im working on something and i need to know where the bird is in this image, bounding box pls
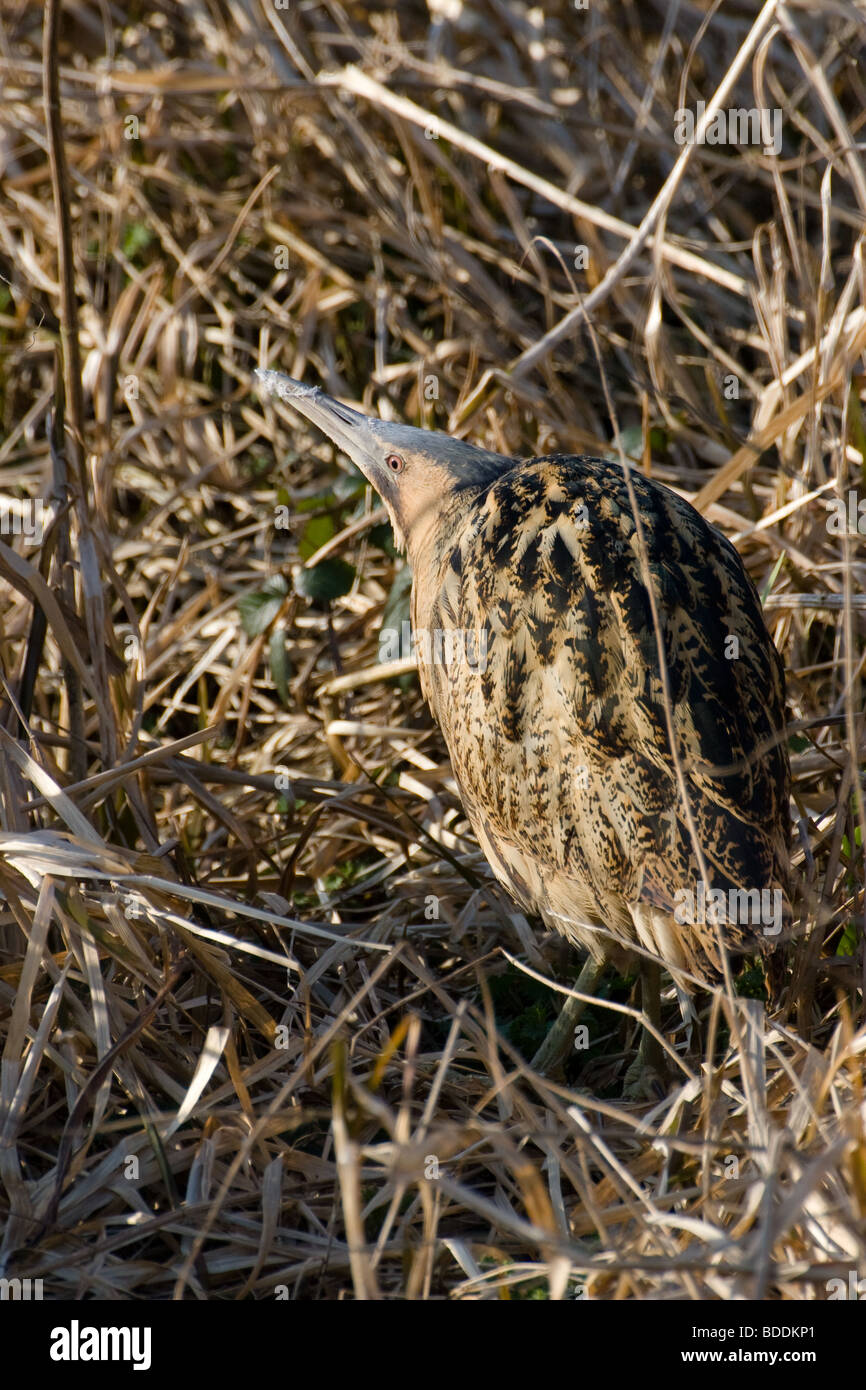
[256,367,791,1081]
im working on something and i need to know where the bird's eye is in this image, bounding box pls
[386,454,404,473]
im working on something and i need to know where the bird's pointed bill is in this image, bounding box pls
[255,368,515,558]
[255,368,380,476]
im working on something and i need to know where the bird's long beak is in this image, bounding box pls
[255,368,380,477]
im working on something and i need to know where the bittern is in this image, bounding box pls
[256,368,791,1082]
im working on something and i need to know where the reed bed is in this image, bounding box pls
[0,0,863,1299]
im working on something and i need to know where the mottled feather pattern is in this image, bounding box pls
[412,454,791,986]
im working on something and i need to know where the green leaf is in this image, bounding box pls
[122,221,154,260]
[606,425,667,465]
[269,624,292,704]
[616,425,644,461]
[837,920,861,957]
[734,963,768,1000]
[294,489,337,513]
[238,575,288,636]
[378,564,416,691]
[369,522,399,558]
[246,453,272,480]
[294,558,355,602]
[298,513,334,560]
[380,563,413,635]
[333,467,365,499]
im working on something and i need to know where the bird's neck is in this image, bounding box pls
[406,492,476,578]
[405,516,444,582]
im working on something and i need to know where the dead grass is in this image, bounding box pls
[0,0,864,1300]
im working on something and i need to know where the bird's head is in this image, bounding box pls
[256,369,514,559]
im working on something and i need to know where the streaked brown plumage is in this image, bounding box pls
[257,369,791,999]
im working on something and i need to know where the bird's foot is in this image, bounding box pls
[530,954,605,1077]
[622,1031,667,1102]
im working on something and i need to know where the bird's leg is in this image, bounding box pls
[530,952,605,1077]
[639,957,664,1071]
[675,982,699,1051]
[623,958,665,1098]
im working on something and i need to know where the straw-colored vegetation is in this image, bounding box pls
[0,0,863,1299]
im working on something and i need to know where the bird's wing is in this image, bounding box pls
[416,456,790,975]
